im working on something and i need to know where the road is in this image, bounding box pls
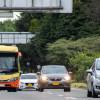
[0,88,100,100]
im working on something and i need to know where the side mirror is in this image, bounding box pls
[86,69,92,75]
[37,65,41,70]
[20,71,23,75]
[69,71,72,75]
[37,72,41,75]
[18,52,22,57]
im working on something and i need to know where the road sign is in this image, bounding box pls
[0,0,73,13]
[0,32,35,44]
[0,11,13,18]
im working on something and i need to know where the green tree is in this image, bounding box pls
[47,36,100,81]
[0,20,16,32]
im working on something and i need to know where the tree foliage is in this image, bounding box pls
[0,20,16,32]
[47,36,100,81]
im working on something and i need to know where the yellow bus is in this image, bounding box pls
[0,45,21,92]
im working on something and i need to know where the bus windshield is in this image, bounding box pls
[0,53,18,74]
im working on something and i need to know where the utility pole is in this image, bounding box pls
[59,0,62,7]
[32,0,34,7]
[4,0,6,7]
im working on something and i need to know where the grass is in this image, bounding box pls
[71,82,87,89]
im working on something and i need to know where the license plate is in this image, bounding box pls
[27,83,32,87]
[0,84,5,87]
[52,82,60,86]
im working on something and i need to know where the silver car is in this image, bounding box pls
[86,58,100,98]
[37,65,71,92]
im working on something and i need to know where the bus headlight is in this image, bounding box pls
[7,77,18,82]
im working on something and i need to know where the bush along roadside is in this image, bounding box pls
[71,82,87,89]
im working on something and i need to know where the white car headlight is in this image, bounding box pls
[64,75,71,81]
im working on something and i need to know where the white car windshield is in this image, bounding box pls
[21,75,37,79]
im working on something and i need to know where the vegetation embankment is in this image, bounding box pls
[71,82,87,89]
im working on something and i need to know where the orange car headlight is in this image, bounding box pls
[64,75,71,81]
[41,75,48,81]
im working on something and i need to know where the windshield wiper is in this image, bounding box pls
[9,69,18,73]
[0,69,18,73]
[0,70,10,73]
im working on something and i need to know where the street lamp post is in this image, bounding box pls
[4,0,6,7]
[26,62,30,72]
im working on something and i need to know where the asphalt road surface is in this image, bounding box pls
[0,88,100,100]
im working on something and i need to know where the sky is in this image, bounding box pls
[0,12,21,22]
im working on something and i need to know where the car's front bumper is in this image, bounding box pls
[19,83,38,90]
[39,81,70,89]
[0,79,19,90]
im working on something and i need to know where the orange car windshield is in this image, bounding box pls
[41,66,68,74]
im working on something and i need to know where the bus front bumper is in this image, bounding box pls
[0,79,19,90]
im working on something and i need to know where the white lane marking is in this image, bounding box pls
[46,91,78,100]
[48,92,53,94]
[64,97,77,100]
[58,94,64,97]
[46,91,64,97]
[47,91,64,96]
[46,91,54,95]
[43,92,47,94]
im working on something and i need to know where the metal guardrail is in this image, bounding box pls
[0,7,63,11]
[0,0,73,13]
[0,32,35,44]
[0,0,63,11]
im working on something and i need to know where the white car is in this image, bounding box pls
[86,58,100,98]
[19,73,38,90]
